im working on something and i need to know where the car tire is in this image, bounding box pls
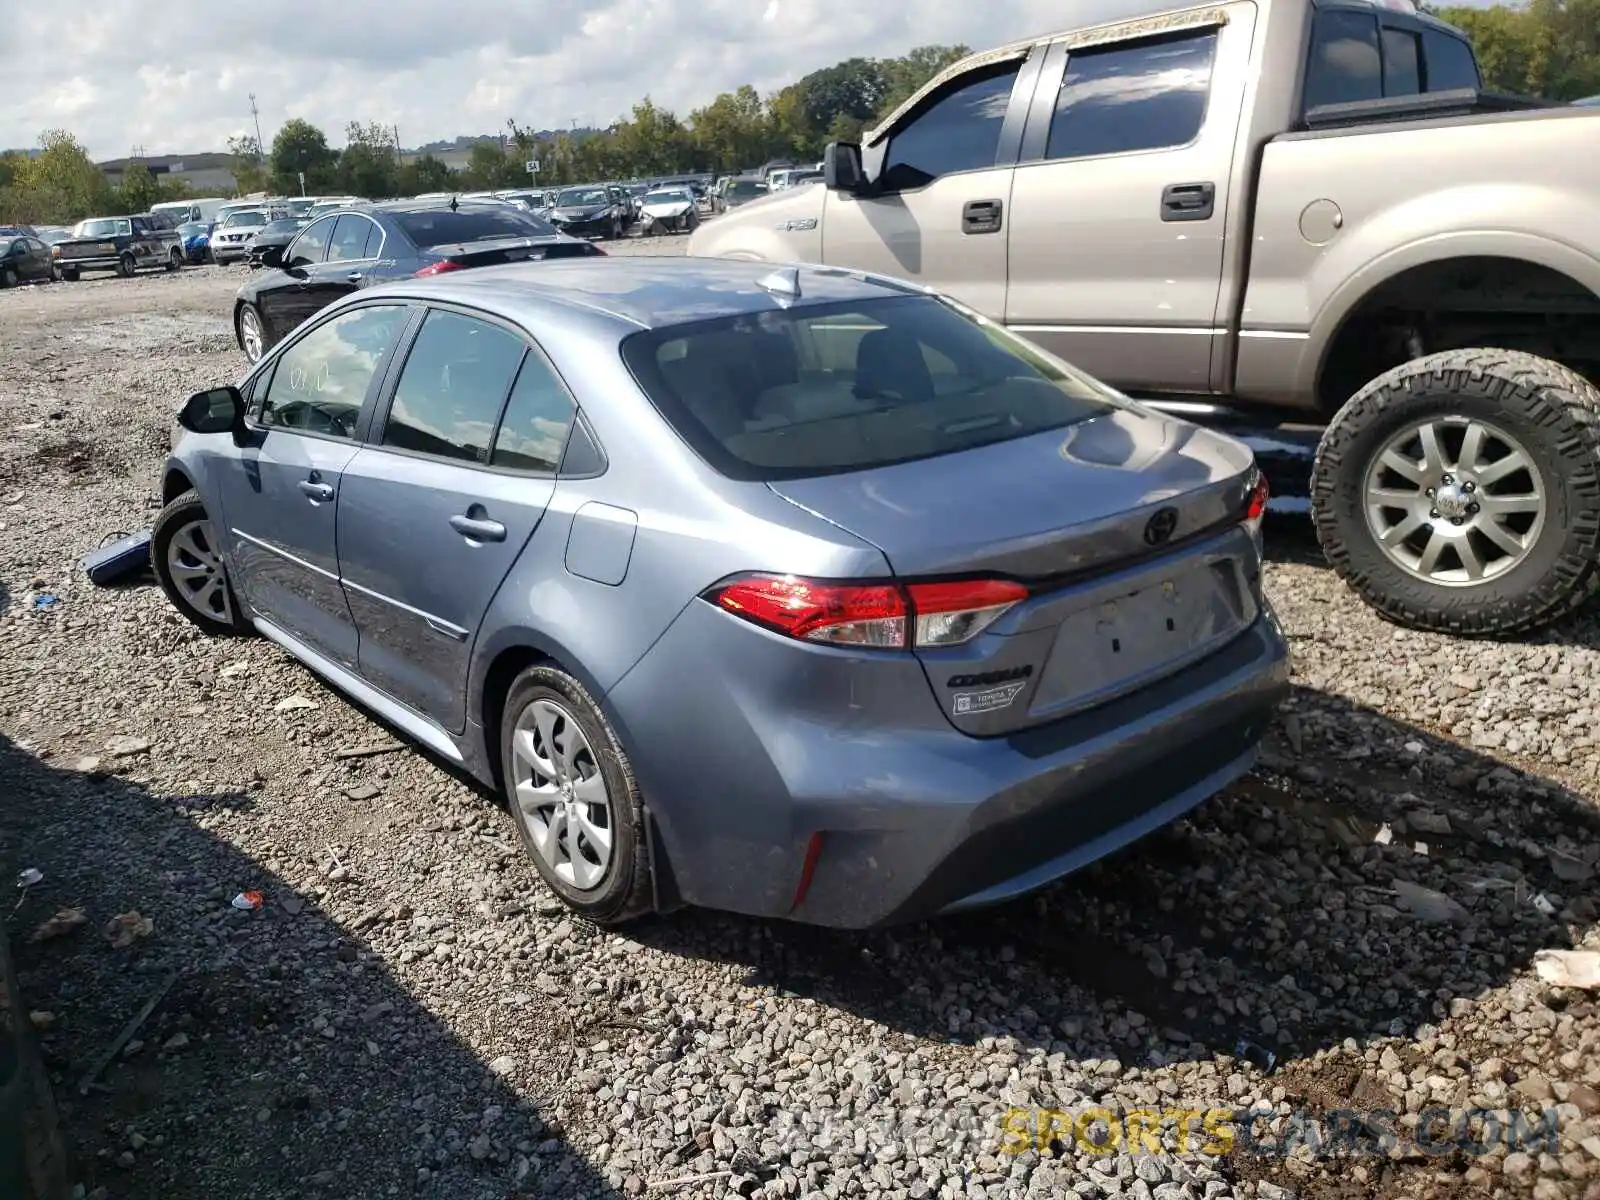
[152,490,252,636]
[166,248,182,271]
[236,303,270,364]
[1312,347,1600,637]
[499,665,654,926]
[0,267,14,289]
[116,253,135,278]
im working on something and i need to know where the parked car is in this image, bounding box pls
[0,234,54,286]
[174,221,215,264]
[210,207,284,264]
[545,186,628,239]
[151,197,230,225]
[307,197,364,221]
[245,217,308,267]
[284,197,319,220]
[693,0,1600,639]
[232,199,604,362]
[34,227,74,246]
[0,224,38,238]
[714,176,770,211]
[51,214,183,279]
[156,257,1288,927]
[1575,95,1600,106]
[639,187,699,235]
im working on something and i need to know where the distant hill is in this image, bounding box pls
[409,128,603,154]
[95,151,233,172]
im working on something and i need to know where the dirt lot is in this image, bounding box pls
[1,248,1598,1200]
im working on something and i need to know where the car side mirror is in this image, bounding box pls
[179,386,243,438]
[823,141,863,193]
[258,244,285,269]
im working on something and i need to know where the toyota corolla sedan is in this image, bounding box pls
[156,258,1288,928]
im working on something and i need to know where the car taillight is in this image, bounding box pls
[1243,472,1269,534]
[414,259,465,277]
[706,574,1027,649]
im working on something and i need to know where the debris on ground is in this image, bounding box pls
[29,907,87,942]
[104,911,153,949]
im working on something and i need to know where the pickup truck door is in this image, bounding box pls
[820,48,1044,317]
[1003,6,1255,395]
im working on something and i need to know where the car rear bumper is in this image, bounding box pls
[606,598,1291,928]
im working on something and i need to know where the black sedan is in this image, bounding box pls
[246,217,308,267]
[0,234,54,286]
[544,186,628,240]
[232,200,604,363]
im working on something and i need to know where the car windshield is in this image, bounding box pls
[393,207,556,247]
[645,190,688,205]
[262,219,302,235]
[557,188,609,206]
[728,180,767,197]
[286,198,315,216]
[223,211,266,227]
[622,295,1119,481]
[75,219,131,238]
[40,229,73,244]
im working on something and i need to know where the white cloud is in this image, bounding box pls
[1,0,1500,158]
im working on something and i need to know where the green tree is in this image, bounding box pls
[270,118,338,195]
[689,85,773,173]
[461,140,520,189]
[227,134,269,194]
[610,99,692,176]
[795,58,890,139]
[398,153,459,195]
[117,162,164,212]
[337,122,400,198]
[878,45,971,116]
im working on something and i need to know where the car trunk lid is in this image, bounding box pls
[767,408,1264,735]
[419,236,602,272]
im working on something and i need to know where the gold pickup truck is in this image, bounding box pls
[690,0,1600,638]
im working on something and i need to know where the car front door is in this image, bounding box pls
[819,51,1037,316]
[336,306,577,731]
[23,238,50,280]
[257,214,337,338]
[1002,9,1253,393]
[216,302,413,666]
[301,213,385,315]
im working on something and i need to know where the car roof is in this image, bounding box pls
[370,257,921,332]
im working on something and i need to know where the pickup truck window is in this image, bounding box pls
[880,62,1022,192]
[1045,30,1217,161]
[1304,10,1383,109]
[1381,28,1420,96]
[1420,28,1480,90]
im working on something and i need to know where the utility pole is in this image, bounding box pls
[249,93,265,160]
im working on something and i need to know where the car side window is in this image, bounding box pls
[1421,29,1480,91]
[383,310,527,464]
[1381,27,1421,97]
[1045,30,1218,161]
[1304,10,1383,110]
[491,351,577,473]
[361,219,384,259]
[131,218,149,236]
[879,61,1022,192]
[328,215,373,262]
[286,216,335,268]
[259,305,410,439]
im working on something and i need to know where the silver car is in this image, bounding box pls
[153,258,1289,927]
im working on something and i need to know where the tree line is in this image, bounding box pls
[0,45,966,225]
[3,2,1597,227]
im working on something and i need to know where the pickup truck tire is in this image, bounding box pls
[116,252,135,278]
[1312,348,1600,636]
[58,268,78,282]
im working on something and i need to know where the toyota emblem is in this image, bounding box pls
[1143,507,1179,546]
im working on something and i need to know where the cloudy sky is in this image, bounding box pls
[7,0,1498,159]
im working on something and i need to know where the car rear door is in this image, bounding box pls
[215,302,413,666]
[336,305,578,731]
[819,48,1042,317]
[1002,6,1254,394]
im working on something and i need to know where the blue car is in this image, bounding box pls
[153,259,1289,928]
[176,220,214,264]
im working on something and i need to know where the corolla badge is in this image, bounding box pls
[1143,507,1180,546]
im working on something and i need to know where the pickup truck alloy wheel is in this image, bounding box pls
[151,490,251,635]
[499,668,652,923]
[1313,348,1600,636]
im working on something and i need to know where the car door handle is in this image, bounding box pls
[1161,182,1216,222]
[961,199,1003,235]
[346,272,363,283]
[449,514,506,543]
[297,480,335,502]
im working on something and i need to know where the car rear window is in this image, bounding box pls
[621,296,1119,481]
[394,208,557,248]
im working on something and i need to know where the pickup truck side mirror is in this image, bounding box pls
[823,141,863,193]
[179,386,246,444]
[258,244,285,270]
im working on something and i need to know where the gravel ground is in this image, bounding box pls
[1,241,1597,1200]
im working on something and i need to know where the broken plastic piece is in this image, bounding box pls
[1234,1038,1278,1073]
[32,594,60,610]
[16,867,43,888]
[231,890,264,911]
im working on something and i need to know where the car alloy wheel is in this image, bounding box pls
[509,697,614,891]
[238,305,265,363]
[165,516,234,624]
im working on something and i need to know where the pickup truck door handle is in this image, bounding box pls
[297,478,335,503]
[1161,182,1216,222]
[961,199,1004,235]
[449,512,507,543]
